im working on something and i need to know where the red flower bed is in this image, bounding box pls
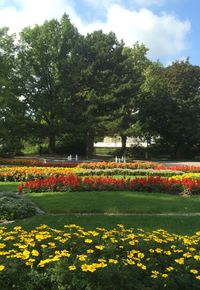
[157,165,200,172]
[18,175,200,195]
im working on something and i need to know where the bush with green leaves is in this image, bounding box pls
[0,194,38,221]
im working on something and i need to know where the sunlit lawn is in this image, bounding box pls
[2,182,200,235]
[27,190,200,214]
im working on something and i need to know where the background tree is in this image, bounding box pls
[138,60,200,158]
[109,42,151,154]
[76,30,125,158]
[0,27,26,156]
[18,14,81,153]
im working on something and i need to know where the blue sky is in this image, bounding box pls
[0,0,199,65]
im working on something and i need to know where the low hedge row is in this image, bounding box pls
[1,224,200,290]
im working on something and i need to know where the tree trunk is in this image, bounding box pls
[48,133,56,153]
[175,144,184,160]
[121,134,127,155]
[86,130,94,159]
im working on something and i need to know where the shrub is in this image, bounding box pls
[0,194,38,221]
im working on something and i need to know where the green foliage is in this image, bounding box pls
[138,60,200,158]
[18,14,81,153]
[0,194,37,221]
[1,15,200,159]
[55,133,86,155]
[0,28,26,156]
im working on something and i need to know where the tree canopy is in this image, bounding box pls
[0,14,199,159]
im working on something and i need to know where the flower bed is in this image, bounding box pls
[18,175,200,195]
[158,165,200,172]
[78,161,162,169]
[0,166,75,181]
[78,168,184,177]
[0,224,200,290]
[0,159,162,169]
[0,166,186,182]
[0,158,80,167]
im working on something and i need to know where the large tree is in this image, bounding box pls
[109,42,151,153]
[0,27,26,155]
[18,14,81,153]
[76,30,126,158]
[138,60,200,158]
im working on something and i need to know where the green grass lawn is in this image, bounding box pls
[27,191,200,214]
[2,182,200,235]
[9,214,200,235]
[0,182,20,192]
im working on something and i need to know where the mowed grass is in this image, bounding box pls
[9,215,200,235]
[27,191,200,214]
[2,182,200,235]
[0,182,20,192]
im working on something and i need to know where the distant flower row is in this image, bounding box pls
[0,224,200,290]
[18,175,200,195]
[0,158,163,169]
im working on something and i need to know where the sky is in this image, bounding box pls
[0,0,200,65]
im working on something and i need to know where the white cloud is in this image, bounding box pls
[0,0,82,33]
[79,5,190,59]
[0,0,190,61]
[133,0,166,6]
[83,0,121,8]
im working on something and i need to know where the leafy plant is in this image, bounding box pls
[0,194,38,221]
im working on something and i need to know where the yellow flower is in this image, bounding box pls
[25,258,35,267]
[22,249,30,260]
[183,252,192,258]
[0,243,5,249]
[77,254,87,261]
[32,250,39,257]
[162,274,168,278]
[196,276,200,280]
[69,265,76,271]
[190,269,198,274]
[151,270,159,279]
[0,265,5,271]
[194,255,200,261]
[166,266,174,272]
[110,238,118,243]
[129,240,135,246]
[155,248,163,253]
[126,259,135,265]
[149,249,154,253]
[164,251,171,256]
[95,245,105,250]
[108,259,118,264]
[81,264,96,272]
[137,263,146,270]
[13,226,22,231]
[84,239,93,244]
[137,252,145,259]
[48,242,56,248]
[87,249,94,254]
[174,258,184,265]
